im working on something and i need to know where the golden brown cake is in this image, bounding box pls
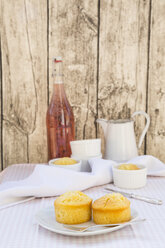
[53,157,77,165]
[54,191,92,224]
[92,193,131,224]
[118,164,139,170]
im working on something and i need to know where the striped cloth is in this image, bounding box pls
[0,164,165,248]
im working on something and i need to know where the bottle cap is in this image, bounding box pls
[53,57,62,63]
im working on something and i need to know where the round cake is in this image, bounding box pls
[54,191,92,224]
[92,193,131,224]
[53,157,77,165]
[118,164,139,170]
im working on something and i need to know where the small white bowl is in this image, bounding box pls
[112,164,147,189]
[49,158,81,172]
[71,154,102,172]
[70,139,101,157]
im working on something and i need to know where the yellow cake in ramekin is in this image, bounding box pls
[92,193,131,224]
[54,191,92,224]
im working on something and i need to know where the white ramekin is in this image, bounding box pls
[70,139,101,157]
[49,158,81,172]
[71,154,102,172]
[112,164,147,189]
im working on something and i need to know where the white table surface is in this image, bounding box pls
[0,164,165,248]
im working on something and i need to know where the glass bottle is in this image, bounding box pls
[46,57,75,160]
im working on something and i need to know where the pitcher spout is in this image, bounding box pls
[96,119,108,137]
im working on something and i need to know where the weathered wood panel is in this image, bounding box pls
[26,0,48,164]
[0,41,2,171]
[147,0,165,162]
[1,0,47,168]
[0,0,165,168]
[98,0,150,155]
[49,0,98,140]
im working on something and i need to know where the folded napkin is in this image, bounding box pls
[89,155,165,177]
[0,159,114,199]
[0,155,164,200]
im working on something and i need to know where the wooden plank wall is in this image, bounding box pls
[49,0,98,140]
[98,0,150,155]
[147,0,165,162]
[0,0,165,170]
[0,0,47,169]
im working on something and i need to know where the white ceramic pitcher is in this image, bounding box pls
[97,111,150,162]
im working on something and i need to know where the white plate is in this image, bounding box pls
[35,206,139,237]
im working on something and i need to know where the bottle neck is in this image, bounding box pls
[52,59,63,85]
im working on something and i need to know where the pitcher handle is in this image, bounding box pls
[131,111,150,149]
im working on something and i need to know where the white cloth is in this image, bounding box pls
[89,155,165,177]
[0,159,113,198]
[0,164,165,248]
[0,155,165,199]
